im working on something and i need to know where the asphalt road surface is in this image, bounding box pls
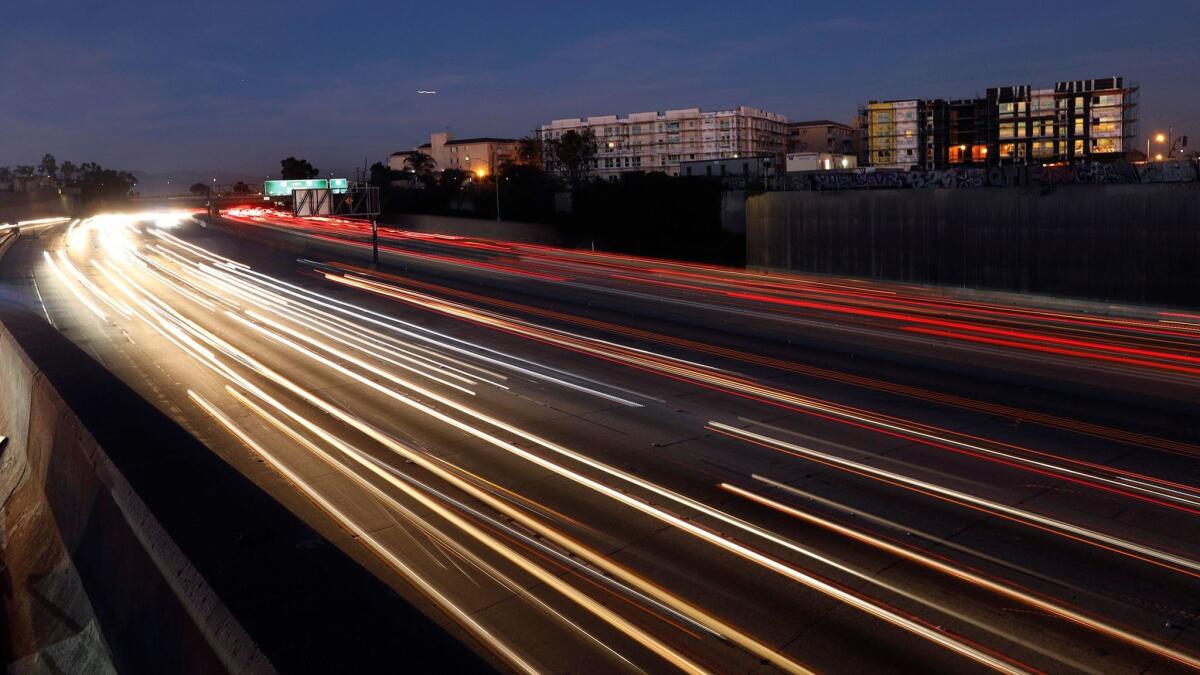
[5,208,1200,674]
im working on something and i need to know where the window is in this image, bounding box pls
[1017,101,1026,113]
[999,123,1015,139]
[1073,139,1085,155]
[998,102,1014,114]
[1000,143,1015,158]
[948,145,964,162]
[1074,119,1084,135]
[971,145,987,161]
[1093,137,1119,153]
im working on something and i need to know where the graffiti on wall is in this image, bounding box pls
[787,160,1199,191]
[808,171,904,190]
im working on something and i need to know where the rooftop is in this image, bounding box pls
[788,120,852,129]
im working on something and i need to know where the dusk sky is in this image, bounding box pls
[3,0,1197,174]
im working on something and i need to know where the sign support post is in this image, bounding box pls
[371,218,379,267]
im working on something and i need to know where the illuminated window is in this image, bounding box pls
[1073,140,1084,155]
[1000,143,1015,158]
[1017,101,1026,113]
[1093,138,1119,153]
[1000,123,1015,139]
[971,145,987,161]
[948,145,964,162]
[1074,119,1084,135]
[998,102,1014,114]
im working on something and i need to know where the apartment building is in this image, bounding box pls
[787,120,857,156]
[538,106,788,179]
[861,77,1138,169]
[390,132,518,175]
[863,100,922,169]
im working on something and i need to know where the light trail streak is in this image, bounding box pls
[220,264,646,406]
[110,255,814,673]
[225,387,646,674]
[217,304,1028,673]
[707,422,1200,579]
[323,269,1200,515]
[186,390,541,675]
[325,263,1200,457]
[720,482,1200,670]
[43,212,1200,672]
[42,250,108,321]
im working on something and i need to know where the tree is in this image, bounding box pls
[232,181,252,195]
[437,168,468,191]
[279,156,319,179]
[368,161,408,189]
[516,134,545,169]
[189,182,211,196]
[545,129,597,187]
[60,161,77,183]
[403,151,436,175]
[14,165,35,178]
[41,154,57,178]
[0,167,11,183]
[75,162,137,201]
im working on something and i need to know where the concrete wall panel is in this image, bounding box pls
[747,185,1200,307]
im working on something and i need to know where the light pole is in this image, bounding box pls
[465,154,501,222]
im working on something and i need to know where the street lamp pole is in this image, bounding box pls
[467,154,501,222]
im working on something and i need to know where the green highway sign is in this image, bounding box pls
[263,178,350,197]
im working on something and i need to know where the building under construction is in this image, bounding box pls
[860,76,1138,170]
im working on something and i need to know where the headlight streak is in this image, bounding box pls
[718,482,1200,670]
[186,390,543,675]
[142,237,501,394]
[326,263,1199,458]
[320,269,1200,517]
[79,234,820,673]
[223,386,649,675]
[191,267,482,395]
[217,302,1030,674]
[42,250,108,321]
[44,213,1200,673]
[231,208,1200,365]
[219,263,648,407]
[60,253,133,319]
[707,422,1200,579]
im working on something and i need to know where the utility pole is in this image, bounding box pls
[495,158,502,223]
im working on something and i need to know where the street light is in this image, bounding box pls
[465,154,501,222]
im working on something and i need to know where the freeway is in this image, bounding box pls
[5,207,1200,673]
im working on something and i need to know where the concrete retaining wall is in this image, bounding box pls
[747,183,1200,308]
[380,212,567,245]
[0,318,268,673]
[0,192,70,225]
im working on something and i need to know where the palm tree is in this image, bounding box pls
[61,161,78,183]
[516,134,544,169]
[404,151,436,175]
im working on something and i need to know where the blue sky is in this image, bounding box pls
[2,0,1197,173]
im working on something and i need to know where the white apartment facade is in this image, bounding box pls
[538,106,789,179]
